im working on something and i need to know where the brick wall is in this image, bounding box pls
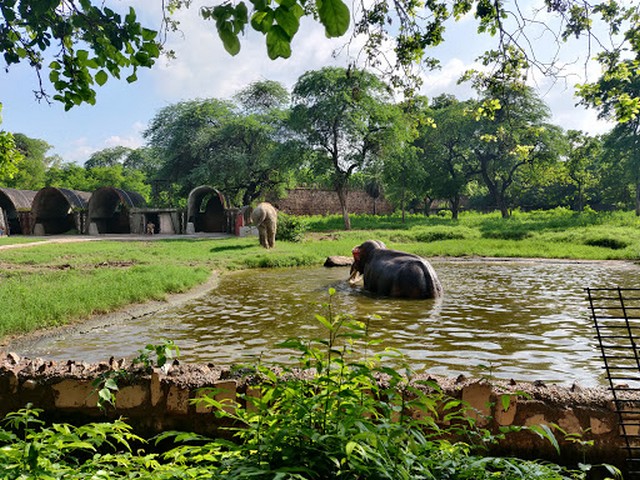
[267,188,394,215]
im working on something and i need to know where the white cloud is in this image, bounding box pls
[152,4,351,101]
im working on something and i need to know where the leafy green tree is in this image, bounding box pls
[0,105,23,183]
[185,0,640,119]
[190,81,297,205]
[414,95,478,219]
[291,67,405,229]
[144,98,235,196]
[0,0,160,109]
[84,146,133,169]
[5,0,639,122]
[597,125,640,214]
[564,131,602,212]
[234,79,290,114]
[123,147,161,178]
[470,83,563,218]
[145,83,297,206]
[578,59,640,214]
[3,133,53,190]
[382,145,425,221]
[45,162,150,198]
[45,163,91,190]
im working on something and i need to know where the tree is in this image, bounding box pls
[564,131,602,212]
[414,95,478,219]
[0,105,23,183]
[145,83,297,206]
[598,124,640,215]
[234,80,290,114]
[215,80,297,204]
[0,0,160,109]
[470,82,563,218]
[578,58,640,214]
[144,98,235,195]
[291,67,405,229]
[194,0,640,112]
[4,0,639,121]
[4,133,53,190]
[85,146,133,169]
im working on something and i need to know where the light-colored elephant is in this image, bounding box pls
[250,202,278,249]
[349,240,443,299]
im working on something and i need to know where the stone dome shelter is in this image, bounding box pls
[87,186,146,235]
[186,186,228,233]
[0,187,37,235]
[31,187,91,235]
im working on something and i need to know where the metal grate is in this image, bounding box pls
[587,287,640,477]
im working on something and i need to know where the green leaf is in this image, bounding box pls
[95,70,108,86]
[527,424,560,454]
[104,378,119,391]
[234,2,249,31]
[250,0,269,9]
[316,0,350,37]
[500,394,511,412]
[142,28,157,41]
[251,10,274,33]
[275,7,300,37]
[218,25,241,55]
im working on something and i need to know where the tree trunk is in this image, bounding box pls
[498,198,510,218]
[576,181,584,212]
[423,197,433,216]
[635,182,640,217]
[450,195,460,220]
[336,186,351,230]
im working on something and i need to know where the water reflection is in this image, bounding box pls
[16,259,640,387]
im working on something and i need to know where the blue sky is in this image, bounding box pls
[0,0,613,165]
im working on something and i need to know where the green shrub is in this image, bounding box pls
[412,226,470,242]
[276,213,307,242]
[584,237,630,250]
[482,229,532,240]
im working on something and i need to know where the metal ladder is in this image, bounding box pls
[587,287,640,477]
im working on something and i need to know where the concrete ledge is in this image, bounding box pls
[0,351,630,468]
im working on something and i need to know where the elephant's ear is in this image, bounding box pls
[352,246,361,262]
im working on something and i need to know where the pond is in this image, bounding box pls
[14,259,640,387]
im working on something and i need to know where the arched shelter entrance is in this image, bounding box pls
[31,187,91,235]
[0,188,37,235]
[186,186,228,233]
[87,187,146,234]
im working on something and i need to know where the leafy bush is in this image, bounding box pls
[412,226,471,242]
[276,213,307,242]
[584,237,630,250]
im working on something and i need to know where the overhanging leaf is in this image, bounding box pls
[316,0,350,37]
[275,6,300,37]
[95,70,108,86]
[218,25,241,55]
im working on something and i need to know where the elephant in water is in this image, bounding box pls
[349,240,443,299]
[250,202,278,249]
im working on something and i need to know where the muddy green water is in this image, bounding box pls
[17,259,640,386]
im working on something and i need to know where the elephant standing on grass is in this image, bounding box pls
[250,202,278,249]
[349,240,443,299]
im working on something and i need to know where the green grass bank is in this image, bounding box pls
[1,208,639,339]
